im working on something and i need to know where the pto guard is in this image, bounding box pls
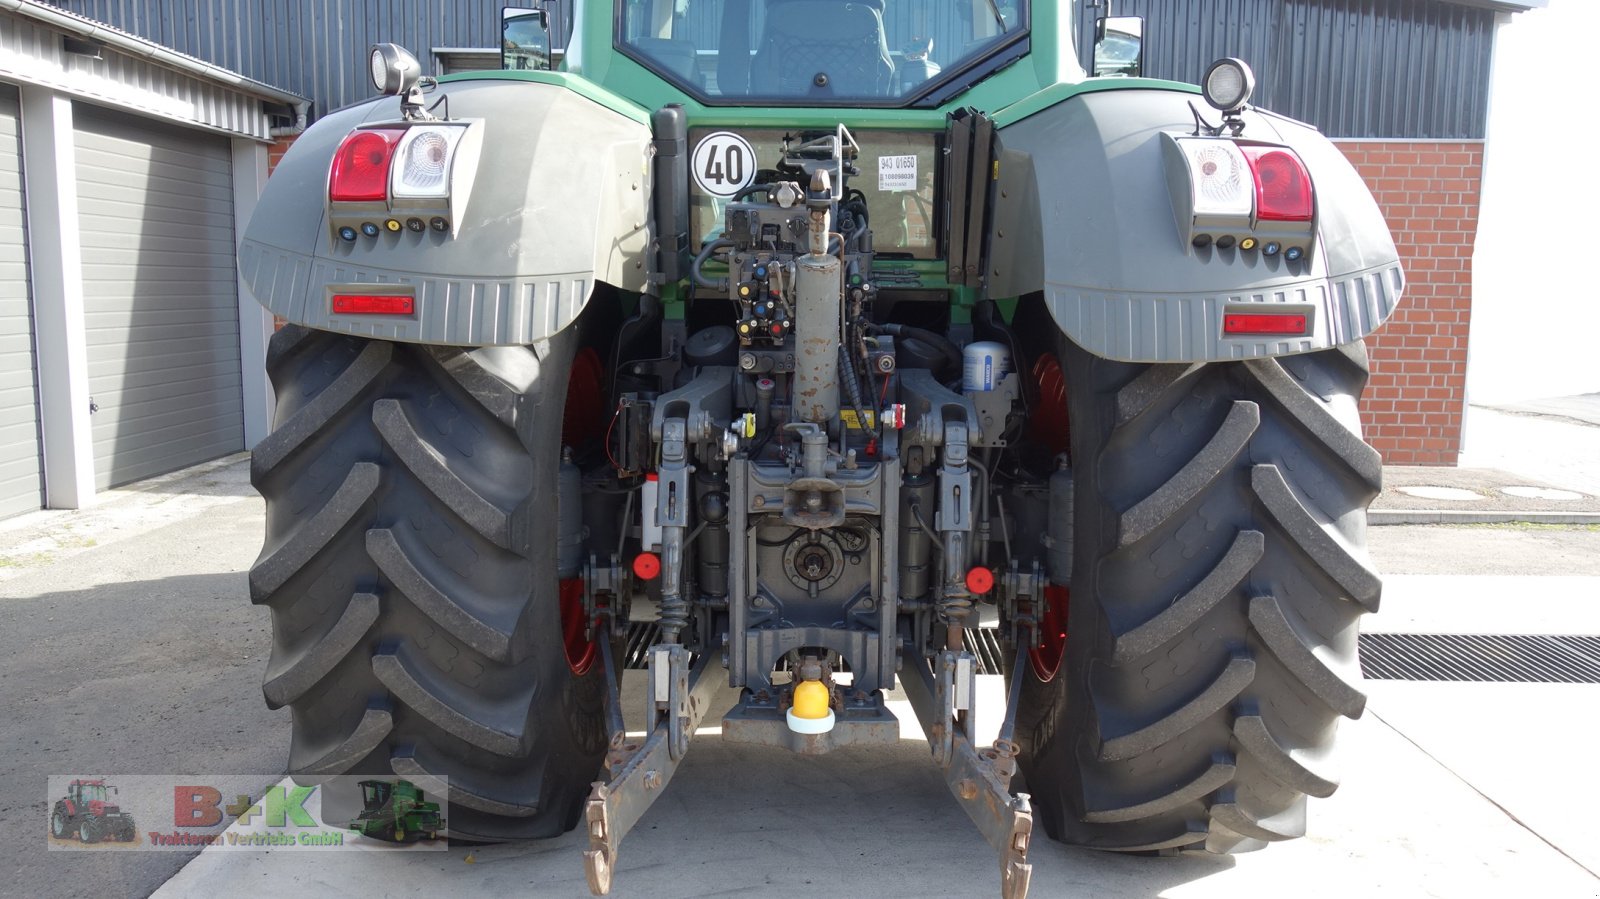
[239,80,652,346]
[989,88,1404,363]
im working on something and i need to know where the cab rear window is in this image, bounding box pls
[618,0,1027,106]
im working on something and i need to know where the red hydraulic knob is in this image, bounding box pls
[633,552,661,580]
[966,566,994,595]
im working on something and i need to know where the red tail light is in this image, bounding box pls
[329,128,405,202]
[1241,146,1313,221]
[332,294,414,315]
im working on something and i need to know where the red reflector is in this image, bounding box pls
[329,128,405,202]
[966,566,994,595]
[332,294,414,315]
[633,552,661,580]
[1224,312,1307,336]
[1241,146,1313,221]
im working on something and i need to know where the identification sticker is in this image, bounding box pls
[840,409,876,430]
[878,154,918,192]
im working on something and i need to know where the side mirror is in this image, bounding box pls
[1092,16,1144,78]
[502,7,552,72]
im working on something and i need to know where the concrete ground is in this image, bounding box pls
[1,426,1596,897]
[0,457,285,899]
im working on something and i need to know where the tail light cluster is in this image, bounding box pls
[1162,134,1315,261]
[326,120,481,245]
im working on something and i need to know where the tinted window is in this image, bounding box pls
[619,0,1026,103]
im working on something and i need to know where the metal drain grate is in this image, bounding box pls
[620,623,1010,674]
[620,624,1600,684]
[1359,633,1600,683]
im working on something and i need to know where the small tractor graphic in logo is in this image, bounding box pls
[51,779,137,843]
[348,779,442,843]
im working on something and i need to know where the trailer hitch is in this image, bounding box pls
[902,647,1034,899]
[582,642,718,895]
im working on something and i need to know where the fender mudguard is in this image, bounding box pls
[989,88,1404,362]
[239,79,652,346]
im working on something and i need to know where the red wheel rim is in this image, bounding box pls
[559,577,597,676]
[1030,353,1071,458]
[1029,584,1069,682]
[563,347,607,450]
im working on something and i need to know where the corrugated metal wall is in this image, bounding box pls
[49,0,1494,138]
[1075,0,1496,138]
[47,0,572,117]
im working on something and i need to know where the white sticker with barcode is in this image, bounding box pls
[878,154,918,192]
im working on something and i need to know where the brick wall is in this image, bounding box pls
[1335,140,1483,467]
[267,135,296,175]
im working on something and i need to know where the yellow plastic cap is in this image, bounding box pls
[792,680,830,720]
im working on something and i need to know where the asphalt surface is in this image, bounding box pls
[1,454,1597,898]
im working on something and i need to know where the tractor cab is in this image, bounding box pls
[610,0,1023,104]
[358,779,393,810]
[69,780,110,809]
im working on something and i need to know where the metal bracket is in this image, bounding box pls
[650,644,692,760]
[931,650,977,766]
[1002,560,1045,651]
[583,646,718,895]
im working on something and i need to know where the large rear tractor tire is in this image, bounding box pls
[251,324,609,841]
[1017,336,1379,853]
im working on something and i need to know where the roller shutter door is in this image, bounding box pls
[74,104,243,488]
[0,83,43,518]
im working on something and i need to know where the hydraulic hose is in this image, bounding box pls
[875,323,963,375]
[839,343,869,428]
[692,238,734,293]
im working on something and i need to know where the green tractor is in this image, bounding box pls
[243,2,1399,895]
[348,780,443,843]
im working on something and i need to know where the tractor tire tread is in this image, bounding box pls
[255,328,605,840]
[1019,343,1377,857]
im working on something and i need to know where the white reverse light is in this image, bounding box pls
[1176,139,1252,217]
[391,125,466,198]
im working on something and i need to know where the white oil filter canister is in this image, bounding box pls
[962,341,1012,392]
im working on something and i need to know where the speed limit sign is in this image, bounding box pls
[691,131,757,197]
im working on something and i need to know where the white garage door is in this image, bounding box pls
[74,104,243,489]
[0,83,43,518]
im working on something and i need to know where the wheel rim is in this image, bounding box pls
[562,347,607,451]
[1030,353,1071,458]
[1029,584,1069,682]
[52,813,64,837]
[559,577,597,676]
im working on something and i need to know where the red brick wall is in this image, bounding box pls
[1335,140,1483,466]
[267,135,296,175]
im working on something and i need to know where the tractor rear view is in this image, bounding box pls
[240,3,1400,895]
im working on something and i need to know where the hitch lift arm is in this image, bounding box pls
[582,642,720,895]
[902,647,1035,899]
